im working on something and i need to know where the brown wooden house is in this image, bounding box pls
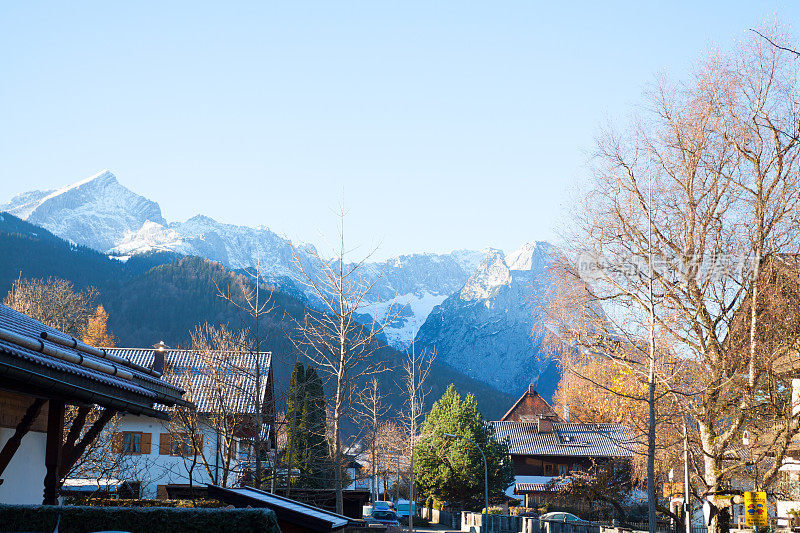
[494,387,631,507]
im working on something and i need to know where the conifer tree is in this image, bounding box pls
[302,366,329,488]
[284,362,330,489]
[414,384,514,511]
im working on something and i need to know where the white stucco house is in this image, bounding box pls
[65,343,274,500]
[0,305,189,505]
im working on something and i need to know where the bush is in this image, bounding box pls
[0,504,280,533]
[62,498,224,508]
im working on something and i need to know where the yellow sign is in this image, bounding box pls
[744,491,768,527]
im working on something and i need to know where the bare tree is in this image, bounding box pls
[289,205,396,513]
[4,276,97,337]
[545,25,800,533]
[356,377,390,503]
[214,263,275,489]
[398,342,434,533]
[168,324,254,488]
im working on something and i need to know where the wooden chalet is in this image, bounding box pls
[494,386,631,507]
[0,304,191,505]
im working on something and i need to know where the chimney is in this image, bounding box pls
[537,418,553,434]
[152,341,169,374]
[528,384,536,395]
[564,404,570,423]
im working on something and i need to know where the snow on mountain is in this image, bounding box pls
[0,170,165,252]
[460,249,512,302]
[2,189,55,219]
[2,171,551,355]
[413,242,560,399]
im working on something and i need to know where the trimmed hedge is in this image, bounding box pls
[62,498,225,508]
[0,504,280,533]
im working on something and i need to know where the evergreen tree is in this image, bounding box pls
[284,362,307,490]
[413,384,514,511]
[284,362,330,489]
[302,365,329,488]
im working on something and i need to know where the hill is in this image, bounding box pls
[0,213,516,421]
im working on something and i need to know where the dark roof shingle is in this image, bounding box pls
[494,421,633,457]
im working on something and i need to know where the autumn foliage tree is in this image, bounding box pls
[82,305,116,347]
[545,24,800,533]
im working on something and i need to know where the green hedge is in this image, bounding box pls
[62,498,225,508]
[0,504,280,533]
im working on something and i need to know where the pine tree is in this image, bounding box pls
[82,304,116,347]
[413,384,514,511]
[285,362,307,491]
[302,366,329,488]
[284,363,330,489]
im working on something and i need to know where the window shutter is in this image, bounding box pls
[140,432,152,454]
[111,432,123,454]
[159,433,171,455]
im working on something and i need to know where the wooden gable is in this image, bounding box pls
[501,385,561,422]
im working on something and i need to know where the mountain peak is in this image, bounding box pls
[460,248,511,301]
[506,241,551,271]
[2,170,165,251]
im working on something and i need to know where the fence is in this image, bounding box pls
[459,513,671,533]
[420,507,460,529]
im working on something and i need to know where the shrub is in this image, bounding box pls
[0,504,279,533]
[62,498,224,508]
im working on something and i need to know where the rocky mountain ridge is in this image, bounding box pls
[413,242,560,398]
[2,171,560,398]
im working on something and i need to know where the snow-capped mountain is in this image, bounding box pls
[413,242,560,399]
[1,171,487,347]
[1,170,165,252]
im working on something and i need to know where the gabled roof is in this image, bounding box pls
[0,305,188,419]
[501,385,560,422]
[107,348,271,414]
[494,421,632,457]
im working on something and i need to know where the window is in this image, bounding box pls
[171,434,192,456]
[159,432,202,456]
[559,464,568,477]
[544,463,553,475]
[114,431,151,455]
[124,432,142,454]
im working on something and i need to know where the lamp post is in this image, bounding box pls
[444,433,489,526]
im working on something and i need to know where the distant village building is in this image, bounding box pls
[0,305,189,505]
[494,386,632,508]
[68,345,274,500]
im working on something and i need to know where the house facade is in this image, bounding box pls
[494,387,631,507]
[0,305,189,505]
[66,344,274,500]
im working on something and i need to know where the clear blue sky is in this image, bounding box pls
[0,2,796,260]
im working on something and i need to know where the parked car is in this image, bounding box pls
[366,510,402,532]
[395,499,416,524]
[373,500,395,511]
[540,512,582,522]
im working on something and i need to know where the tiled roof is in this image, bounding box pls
[107,348,271,414]
[515,483,558,493]
[494,421,633,457]
[0,305,184,410]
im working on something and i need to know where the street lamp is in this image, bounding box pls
[444,433,489,525]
